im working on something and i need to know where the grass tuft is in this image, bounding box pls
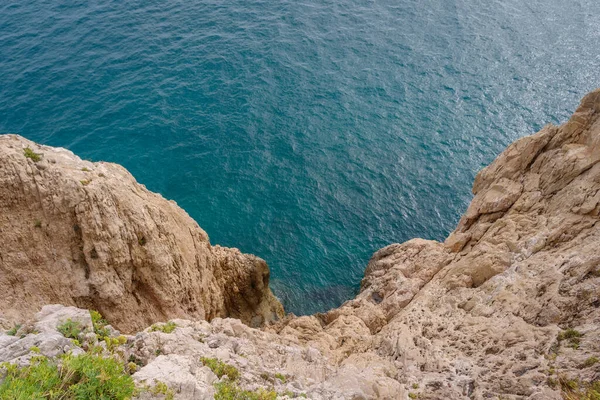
[23,147,41,162]
[150,321,177,334]
[557,328,583,350]
[6,324,21,336]
[214,380,277,400]
[200,357,240,381]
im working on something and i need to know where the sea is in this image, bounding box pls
[1,0,599,314]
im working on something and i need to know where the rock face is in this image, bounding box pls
[0,135,283,333]
[267,89,600,399]
[1,89,600,399]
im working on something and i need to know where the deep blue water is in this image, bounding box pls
[1,0,599,315]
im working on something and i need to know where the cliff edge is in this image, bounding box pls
[0,135,284,332]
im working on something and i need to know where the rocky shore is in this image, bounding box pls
[1,90,600,399]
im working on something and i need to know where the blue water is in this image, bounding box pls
[1,0,599,315]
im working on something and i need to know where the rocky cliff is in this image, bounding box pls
[0,135,283,332]
[1,90,600,400]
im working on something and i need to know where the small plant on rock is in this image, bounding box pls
[275,373,286,383]
[558,328,583,350]
[150,321,177,334]
[583,357,599,368]
[6,324,21,336]
[23,147,41,162]
[150,381,174,400]
[558,376,600,400]
[57,319,82,340]
[91,310,111,339]
[105,335,128,352]
[214,380,277,400]
[200,357,240,381]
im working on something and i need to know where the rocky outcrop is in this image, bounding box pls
[1,89,600,399]
[0,135,283,333]
[267,89,600,399]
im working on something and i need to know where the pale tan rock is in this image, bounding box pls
[0,135,283,333]
[270,89,600,399]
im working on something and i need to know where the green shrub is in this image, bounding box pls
[150,321,177,334]
[214,380,277,400]
[558,328,583,350]
[57,319,82,340]
[200,357,240,381]
[23,147,41,162]
[150,381,174,400]
[64,353,136,399]
[6,324,21,336]
[90,310,111,339]
[274,373,286,383]
[558,328,582,341]
[105,335,128,352]
[0,353,135,399]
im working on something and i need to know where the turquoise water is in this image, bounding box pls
[1,0,599,315]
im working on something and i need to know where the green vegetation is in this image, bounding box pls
[583,357,599,368]
[6,324,21,336]
[105,335,128,352]
[23,147,41,162]
[412,383,419,389]
[0,353,136,399]
[200,357,240,381]
[81,167,90,172]
[274,373,286,383]
[150,381,174,400]
[150,321,177,334]
[128,354,143,368]
[260,372,270,381]
[57,319,82,340]
[80,179,91,186]
[214,380,278,400]
[556,376,600,400]
[558,328,583,350]
[34,219,42,228]
[90,310,111,339]
[408,393,419,399]
[127,362,137,373]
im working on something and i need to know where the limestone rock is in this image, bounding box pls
[0,135,283,333]
[270,89,600,399]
